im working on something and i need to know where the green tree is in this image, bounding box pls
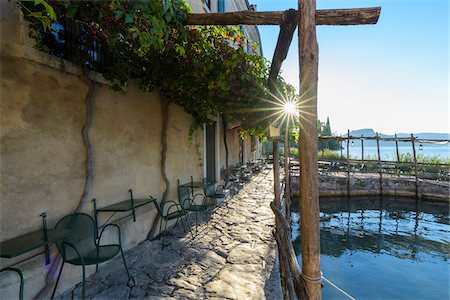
[317,117,340,150]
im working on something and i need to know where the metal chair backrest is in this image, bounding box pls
[177,184,191,211]
[149,197,164,216]
[202,178,216,197]
[54,213,97,261]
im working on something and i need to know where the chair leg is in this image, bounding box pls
[159,219,162,240]
[188,215,194,239]
[178,215,185,232]
[119,246,132,282]
[162,220,168,249]
[195,210,198,237]
[81,263,86,300]
[51,261,65,299]
[181,215,194,239]
[96,247,99,272]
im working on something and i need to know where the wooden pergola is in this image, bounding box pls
[185,2,381,299]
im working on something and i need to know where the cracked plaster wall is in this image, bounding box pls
[0,2,203,298]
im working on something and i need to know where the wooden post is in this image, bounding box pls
[273,141,281,207]
[376,132,382,195]
[411,133,421,199]
[361,135,364,164]
[347,130,351,196]
[271,202,308,299]
[273,138,294,299]
[394,133,400,162]
[284,125,291,224]
[298,0,322,298]
[340,139,343,159]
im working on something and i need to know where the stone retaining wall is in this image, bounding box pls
[291,172,449,202]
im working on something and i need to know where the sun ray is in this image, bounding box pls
[233,107,281,113]
[247,110,284,125]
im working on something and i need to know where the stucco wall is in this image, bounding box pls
[0,1,264,298]
[220,125,240,165]
[0,2,203,298]
[218,118,261,184]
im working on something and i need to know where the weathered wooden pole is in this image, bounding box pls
[347,130,351,196]
[410,133,421,199]
[361,135,364,164]
[376,132,383,195]
[394,133,400,162]
[298,0,322,298]
[273,140,281,207]
[284,123,291,224]
[340,139,343,159]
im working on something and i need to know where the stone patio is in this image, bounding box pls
[56,168,282,299]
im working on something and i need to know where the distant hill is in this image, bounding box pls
[348,128,375,137]
[397,132,450,140]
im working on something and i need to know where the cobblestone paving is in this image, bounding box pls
[57,168,281,299]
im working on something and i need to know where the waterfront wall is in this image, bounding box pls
[291,173,450,202]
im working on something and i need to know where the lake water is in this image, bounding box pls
[291,196,449,299]
[340,142,450,161]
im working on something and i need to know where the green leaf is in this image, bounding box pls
[67,6,78,18]
[115,9,124,21]
[125,14,134,24]
[34,0,56,20]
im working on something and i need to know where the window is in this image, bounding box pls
[218,0,225,12]
[36,20,106,73]
[205,0,211,10]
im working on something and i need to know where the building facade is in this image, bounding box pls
[0,0,262,298]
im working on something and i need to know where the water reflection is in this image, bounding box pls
[291,196,450,299]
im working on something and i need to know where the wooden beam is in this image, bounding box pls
[298,0,322,299]
[268,10,297,88]
[185,7,381,26]
[317,7,381,25]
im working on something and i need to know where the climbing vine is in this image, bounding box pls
[18,0,278,135]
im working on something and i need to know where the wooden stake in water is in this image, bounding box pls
[410,133,421,199]
[347,130,351,196]
[361,135,364,164]
[376,132,383,195]
[395,133,400,162]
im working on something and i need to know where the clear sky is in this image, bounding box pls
[250,0,449,135]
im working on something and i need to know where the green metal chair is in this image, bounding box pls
[0,268,23,300]
[221,167,239,185]
[177,180,208,236]
[202,178,226,205]
[148,196,192,249]
[51,213,131,300]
